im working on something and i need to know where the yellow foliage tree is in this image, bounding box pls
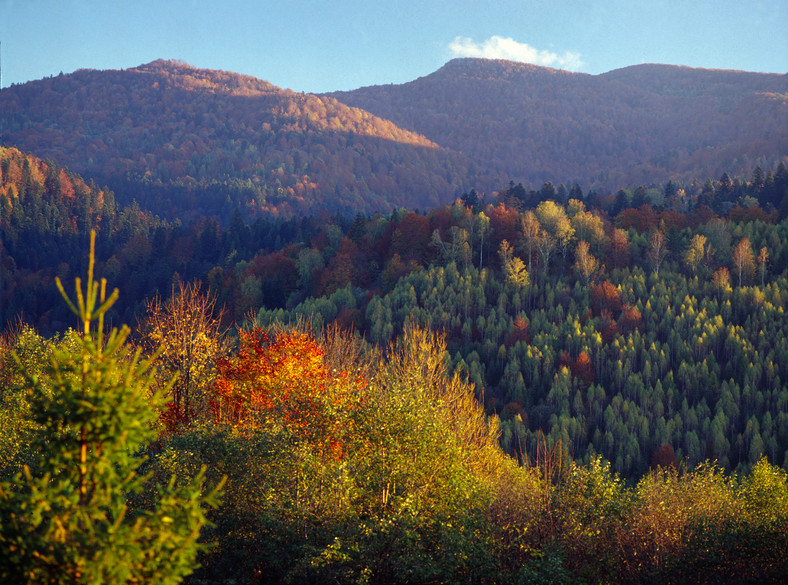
[139,281,226,431]
[683,233,707,276]
[731,237,755,287]
[574,240,599,285]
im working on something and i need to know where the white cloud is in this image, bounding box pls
[448,36,584,71]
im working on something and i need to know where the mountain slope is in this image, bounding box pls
[1,58,785,221]
[327,58,788,190]
[0,60,477,219]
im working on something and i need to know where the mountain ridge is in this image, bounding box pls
[0,57,785,219]
[327,57,787,191]
[0,60,477,219]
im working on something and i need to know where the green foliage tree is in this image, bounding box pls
[757,246,769,286]
[475,210,491,270]
[0,232,223,584]
[0,326,88,481]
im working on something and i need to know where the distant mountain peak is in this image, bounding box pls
[440,57,574,75]
[416,58,589,86]
[0,61,464,217]
[129,59,283,96]
[136,58,196,71]
[0,58,785,220]
[329,58,787,190]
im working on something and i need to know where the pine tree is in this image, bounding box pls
[0,231,223,584]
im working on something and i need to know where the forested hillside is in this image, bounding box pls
[3,186,788,584]
[329,58,788,189]
[0,60,476,220]
[3,135,788,581]
[4,142,788,479]
[1,58,785,222]
[1,56,787,583]
[252,173,788,479]
[0,146,169,330]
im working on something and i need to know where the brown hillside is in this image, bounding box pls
[0,60,476,218]
[328,58,788,190]
[1,58,785,220]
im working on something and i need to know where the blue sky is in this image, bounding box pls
[2,0,786,91]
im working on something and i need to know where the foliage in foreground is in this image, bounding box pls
[144,320,788,584]
[1,252,787,583]
[0,232,223,584]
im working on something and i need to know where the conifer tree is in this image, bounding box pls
[757,246,769,286]
[0,231,223,584]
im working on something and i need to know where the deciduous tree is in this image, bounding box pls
[574,240,599,285]
[505,256,530,289]
[683,233,707,276]
[731,237,755,287]
[608,228,631,270]
[647,230,668,276]
[535,230,557,278]
[712,266,732,297]
[520,210,541,275]
[140,281,226,432]
[210,328,364,459]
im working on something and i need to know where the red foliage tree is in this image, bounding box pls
[659,210,686,232]
[608,228,631,270]
[486,203,520,249]
[391,212,432,265]
[319,237,364,295]
[616,204,659,233]
[620,304,643,333]
[598,309,620,345]
[572,351,595,387]
[559,350,595,387]
[729,204,777,224]
[505,315,531,346]
[591,280,623,316]
[210,329,364,459]
[687,205,717,228]
[650,444,678,470]
[428,207,453,241]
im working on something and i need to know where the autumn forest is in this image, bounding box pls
[1,59,788,584]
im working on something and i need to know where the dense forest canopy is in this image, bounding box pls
[2,56,788,583]
[4,144,788,481]
[3,187,788,582]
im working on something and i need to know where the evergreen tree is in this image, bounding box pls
[0,232,223,584]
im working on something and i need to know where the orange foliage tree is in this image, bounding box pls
[590,280,623,316]
[559,350,595,388]
[210,328,364,459]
